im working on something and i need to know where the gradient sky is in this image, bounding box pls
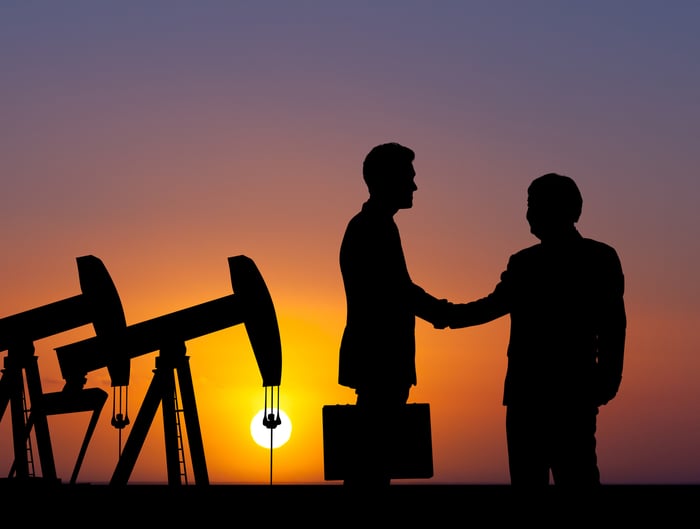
[2,1,699,485]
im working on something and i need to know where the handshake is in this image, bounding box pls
[431,298,457,330]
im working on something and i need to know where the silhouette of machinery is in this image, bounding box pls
[55,255,282,486]
[0,255,127,482]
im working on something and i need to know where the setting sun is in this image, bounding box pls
[250,408,292,449]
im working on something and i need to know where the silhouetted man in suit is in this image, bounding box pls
[338,142,448,489]
[441,173,626,487]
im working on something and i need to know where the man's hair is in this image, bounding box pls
[528,172,583,223]
[362,142,415,190]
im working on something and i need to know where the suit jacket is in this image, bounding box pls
[451,230,626,407]
[338,200,445,390]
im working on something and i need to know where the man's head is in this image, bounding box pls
[526,173,583,241]
[362,142,417,210]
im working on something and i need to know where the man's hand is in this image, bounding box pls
[432,299,453,329]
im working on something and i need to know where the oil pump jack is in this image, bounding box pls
[0,255,128,482]
[55,255,283,486]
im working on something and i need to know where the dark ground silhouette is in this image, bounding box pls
[1,481,697,523]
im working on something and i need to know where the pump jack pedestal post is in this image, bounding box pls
[0,343,57,481]
[110,341,208,486]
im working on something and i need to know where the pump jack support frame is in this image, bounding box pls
[0,345,58,481]
[110,341,208,486]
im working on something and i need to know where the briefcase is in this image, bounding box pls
[322,403,433,481]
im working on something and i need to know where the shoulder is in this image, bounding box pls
[344,210,365,229]
[510,243,542,261]
[581,237,622,261]
[343,209,376,239]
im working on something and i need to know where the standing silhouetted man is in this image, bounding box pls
[442,173,626,487]
[338,142,448,490]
